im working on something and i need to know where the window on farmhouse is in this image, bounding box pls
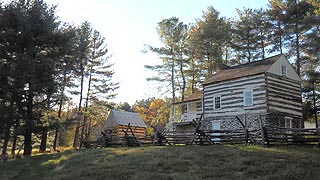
[213,96,221,110]
[281,65,287,76]
[285,117,293,128]
[243,90,253,106]
[183,104,187,113]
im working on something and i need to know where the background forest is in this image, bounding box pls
[0,0,319,158]
[145,0,320,128]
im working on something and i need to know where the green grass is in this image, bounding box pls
[1,145,320,180]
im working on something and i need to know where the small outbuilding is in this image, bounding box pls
[103,110,147,143]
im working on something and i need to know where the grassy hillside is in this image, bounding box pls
[1,145,320,180]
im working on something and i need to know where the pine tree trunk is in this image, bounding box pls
[39,130,47,152]
[24,90,34,156]
[53,68,67,151]
[1,125,10,158]
[180,59,186,102]
[278,21,283,54]
[59,124,67,147]
[79,118,86,148]
[11,132,17,157]
[73,68,85,148]
[171,57,175,119]
[191,72,195,94]
[313,88,318,129]
[86,118,92,141]
[11,123,18,157]
[53,128,59,151]
[80,71,93,148]
[295,23,300,76]
[246,26,251,63]
[24,129,32,156]
[73,119,80,148]
[260,31,265,60]
[41,94,50,153]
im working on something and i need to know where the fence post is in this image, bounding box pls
[259,115,265,148]
[244,128,248,146]
[244,114,248,145]
[191,113,203,145]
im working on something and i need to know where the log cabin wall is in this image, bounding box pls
[265,72,303,128]
[203,73,268,129]
[202,72,303,129]
[106,125,146,143]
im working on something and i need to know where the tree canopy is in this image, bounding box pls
[0,0,118,156]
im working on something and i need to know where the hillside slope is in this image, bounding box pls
[1,145,320,180]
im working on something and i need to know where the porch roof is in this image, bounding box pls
[174,91,203,104]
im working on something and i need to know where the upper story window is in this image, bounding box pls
[281,65,287,76]
[243,89,253,106]
[213,96,221,110]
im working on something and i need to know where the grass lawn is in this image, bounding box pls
[1,145,320,180]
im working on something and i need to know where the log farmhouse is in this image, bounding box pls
[174,54,303,132]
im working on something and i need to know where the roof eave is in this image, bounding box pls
[173,98,202,105]
[203,72,266,86]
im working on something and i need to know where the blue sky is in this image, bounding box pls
[45,0,269,104]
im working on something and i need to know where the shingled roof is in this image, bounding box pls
[104,110,146,128]
[203,54,283,85]
[185,91,203,102]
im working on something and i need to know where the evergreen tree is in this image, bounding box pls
[52,25,78,151]
[80,29,119,144]
[268,0,287,54]
[145,17,188,117]
[283,0,315,75]
[231,8,261,63]
[302,69,320,128]
[253,8,271,60]
[72,22,92,148]
[188,6,231,75]
[0,0,75,156]
[269,0,315,75]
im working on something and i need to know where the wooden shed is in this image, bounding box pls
[103,110,147,143]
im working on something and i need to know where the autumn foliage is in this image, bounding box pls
[133,98,170,135]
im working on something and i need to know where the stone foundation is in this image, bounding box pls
[202,113,302,130]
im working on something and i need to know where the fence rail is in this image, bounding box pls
[265,127,320,144]
[160,127,320,146]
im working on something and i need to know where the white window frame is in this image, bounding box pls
[183,104,188,113]
[213,96,221,110]
[285,117,293,128]
[243,89,253,106]
[281,65,287,76]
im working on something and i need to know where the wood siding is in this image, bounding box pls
[105,125,146,142]
[266,73,302,117]
[203,73,267,118]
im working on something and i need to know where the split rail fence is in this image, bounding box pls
[159,127,320,146]
[264,127,320,145]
